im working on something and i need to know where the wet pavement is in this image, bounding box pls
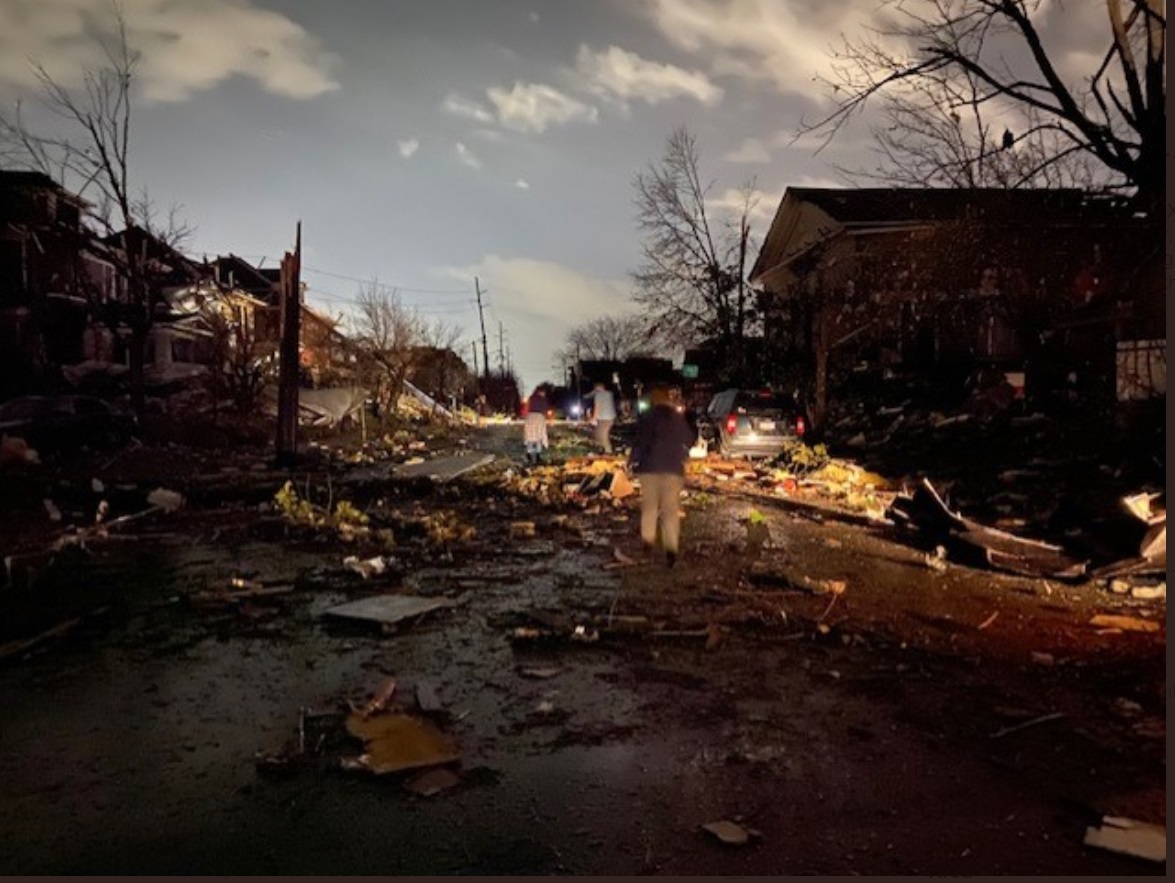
[0,424,1165,874]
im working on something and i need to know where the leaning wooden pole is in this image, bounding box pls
[275,221,302,465]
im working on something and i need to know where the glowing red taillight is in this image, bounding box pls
[795,414,806,437]
[724,414,738,435]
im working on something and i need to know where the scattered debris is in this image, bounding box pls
[146,487,185,513]
[343,712,460,775]
[1131,583,1165,601]
[0,435,40,466]
[414,680,444,714]
[1030,652,1056,666]
[977,611,999,630]
[324,594,457,628]
[518,667,562,680]
[1088,614,1161,633]
[394,452,494,482]
[889,479,1087,579]
[0,617,82,662]
[363,677,398,718]
[509,521,537,540]
[405,766,460,797]
[923,545,948,573]
[1083,816,1166,863]
[43,499,62,522]
[343,555,391,579]
[990,711,1066,739]
[702,820,760,846]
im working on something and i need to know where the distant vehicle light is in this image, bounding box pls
[569,404,582,417]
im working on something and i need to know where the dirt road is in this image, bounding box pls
[0,424,1164,874]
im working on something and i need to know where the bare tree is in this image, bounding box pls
[558,315,659,364]
[843,65,1098,189]
[350,282,424,414]
[202,298,273,413]
[0,4,193,407]
[632,126,760,384]
[801,0,1165,211]
[412,318,469,414]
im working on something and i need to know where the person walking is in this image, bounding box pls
[522,385,550,465]
[628,386,695,567]
[586,381,617,453]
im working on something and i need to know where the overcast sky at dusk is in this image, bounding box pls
[0,0,1111,391]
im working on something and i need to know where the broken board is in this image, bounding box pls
[1084,816,1166,863]
[324,594,457,627]
[345,712,460,774]
[392,453,494,482]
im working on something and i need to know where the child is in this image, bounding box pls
[522,386,550,465]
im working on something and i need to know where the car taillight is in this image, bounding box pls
[724,414,738,435]
[795,414,806,437]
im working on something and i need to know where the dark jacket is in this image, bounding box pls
[526,391,549,415]
[629,404,695,476]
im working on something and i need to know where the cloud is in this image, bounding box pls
[642,0,898,100]
[397,137,420,158]
[0,0,339,102]
[455,141,481,169]
[707,185,785,229]
[573,45,722,108]
[515,179,530,189]
[723,137,772,164]
[442,92,495,123]
[486,81,598,133]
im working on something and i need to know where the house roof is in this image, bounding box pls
[211,254,280,302]
[0,169,93,220]
[751,187,1139,286]
[782,187,1127,226]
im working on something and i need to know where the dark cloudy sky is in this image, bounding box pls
[0,0,1109,390]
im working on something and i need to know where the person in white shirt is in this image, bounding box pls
[586,381,617,453]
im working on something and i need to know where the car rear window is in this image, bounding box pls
[734,392,794,414]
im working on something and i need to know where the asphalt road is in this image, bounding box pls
[0,424,1164,874]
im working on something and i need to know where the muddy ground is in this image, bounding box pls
[0,419,1165,875]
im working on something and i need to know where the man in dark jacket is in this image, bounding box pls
[628,386,696,567]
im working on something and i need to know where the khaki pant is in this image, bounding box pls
[639,472,685,553]
[593,418,614,453]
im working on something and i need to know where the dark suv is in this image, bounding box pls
[698,389,806,460]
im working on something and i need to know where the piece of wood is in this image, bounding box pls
[1089,614,1161,633]
[1084,816,1166,863]
[0,618,82,662]
[324,594,456,626]
[990,711,1065,739]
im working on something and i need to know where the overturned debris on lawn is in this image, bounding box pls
[888,478,1088,580]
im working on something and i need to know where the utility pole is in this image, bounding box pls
[275,221,302,466]
[470,341,479,378]
[497,320,505,375]
[474,277,490,379]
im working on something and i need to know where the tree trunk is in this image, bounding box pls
[129,323,147,412]
[812,303,830,437]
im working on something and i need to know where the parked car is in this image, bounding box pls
[697,388,806,460]
[0,395,137,451]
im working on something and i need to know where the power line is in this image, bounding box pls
[301,265,473,296]
[194,251,474,297]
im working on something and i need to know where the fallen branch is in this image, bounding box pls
[990,711,1066,739]
[0,617,82,662]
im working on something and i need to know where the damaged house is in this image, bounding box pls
[749,188,1164,430]
[0,170,115,396]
